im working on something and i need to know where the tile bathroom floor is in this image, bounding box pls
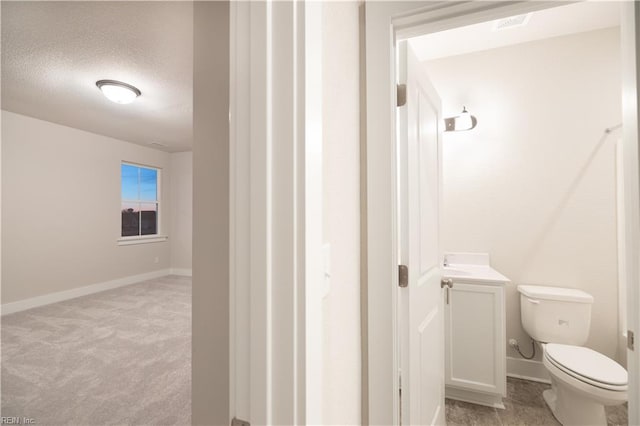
[445,377,628,426]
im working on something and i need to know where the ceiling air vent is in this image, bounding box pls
[493,13,532,31]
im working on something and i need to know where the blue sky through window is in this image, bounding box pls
[140,167,157,201]
[121,164,157,201]
[121,164,139,200]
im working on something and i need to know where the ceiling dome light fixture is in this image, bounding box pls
[96,80,141,104]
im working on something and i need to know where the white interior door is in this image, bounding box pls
[397,41,444,426]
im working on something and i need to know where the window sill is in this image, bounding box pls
[117,235,168,246]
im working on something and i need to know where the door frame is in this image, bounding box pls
[229,1,323,425]
[363,1,640,424]
[621,2,640,422]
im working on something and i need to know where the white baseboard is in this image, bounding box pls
[170,268,192,277]
[1,269,171,316]
[507,356,551,384]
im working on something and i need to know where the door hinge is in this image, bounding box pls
[231,418,250,426]
[399,264,408,288]
[397,84,407,107]
[628,330,635,351]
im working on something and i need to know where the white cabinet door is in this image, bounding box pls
[445,283,506,396]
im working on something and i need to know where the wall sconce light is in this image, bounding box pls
[444,106,477,132]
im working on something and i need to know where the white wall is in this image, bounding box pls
[424,28,622,362]
[170,151,192,272]
[1,110,172,304]
[322,2,361,424]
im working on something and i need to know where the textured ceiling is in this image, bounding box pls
[2,1,193,152]
[410,1,620,62]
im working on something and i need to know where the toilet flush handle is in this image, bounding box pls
[526,298,540,305]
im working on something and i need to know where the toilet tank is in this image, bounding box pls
[517,285,594,345]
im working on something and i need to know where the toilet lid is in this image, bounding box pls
[545,343,627,386]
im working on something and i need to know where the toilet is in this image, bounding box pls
[518,285,627,426]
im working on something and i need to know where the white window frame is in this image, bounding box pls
[117,161,167,246]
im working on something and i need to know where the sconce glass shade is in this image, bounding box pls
[96,80,141,104]
[444,106,477,131]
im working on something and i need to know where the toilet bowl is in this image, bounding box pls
[541,343,627,425]
[517,285,628,426]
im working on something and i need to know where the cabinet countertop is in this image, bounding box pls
[443,264,510,285]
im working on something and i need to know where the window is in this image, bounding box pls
[121,163,160,237]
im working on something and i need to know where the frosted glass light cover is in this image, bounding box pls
[443,107,477,132]
[456,111,473,130]
[96,80,141,104]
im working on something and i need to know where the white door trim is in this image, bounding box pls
[230,1,251,423]
[230,2,321,424]
[621,2,640,423]
[304,1,325,424]
[364,1,640,424]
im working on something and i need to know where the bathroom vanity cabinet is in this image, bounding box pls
[443,263,508,409]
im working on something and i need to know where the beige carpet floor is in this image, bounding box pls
[2,275,191,426]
